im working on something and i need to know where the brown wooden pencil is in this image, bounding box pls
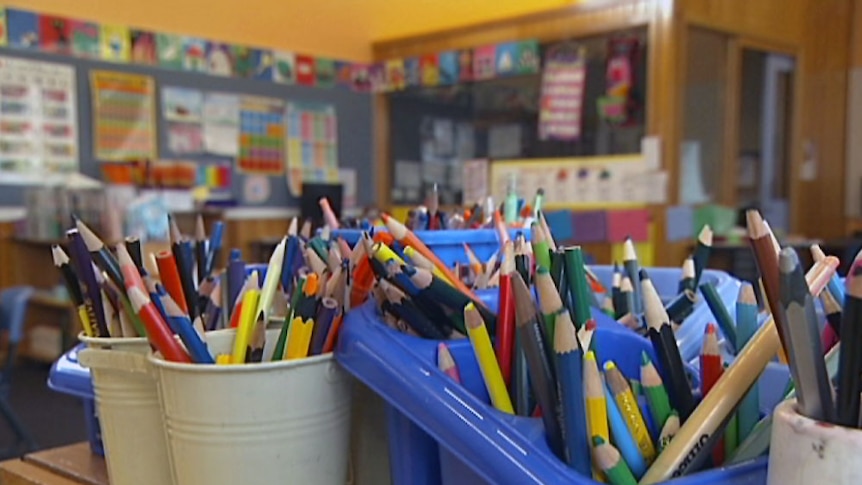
[746,210,788,356]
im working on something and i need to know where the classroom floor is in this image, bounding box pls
[0,361,87,459]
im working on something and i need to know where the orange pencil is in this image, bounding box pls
[155,250,187,314]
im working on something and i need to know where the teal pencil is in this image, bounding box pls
[604,380,646,478]
[554,311,590,475]
[735,283,760,442]
[700,282,738,353]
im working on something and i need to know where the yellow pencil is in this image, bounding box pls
[372,242,406,266]
[465,302,513,414]
[285,317,314,360]
[231,287,260,364]
[585,351,609,482]
[605,360,656,464]
[404,246,454,284]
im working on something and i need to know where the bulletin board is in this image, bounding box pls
[0,46,373,208]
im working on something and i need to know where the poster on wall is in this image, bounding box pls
[202,92,239,156]
[90,70,156,160]
[162,87,204,155]
[285,102,339,196]
[236,95,285,175]
[0,56,78,182]
[538,42,586,141]
[0,8,7,47]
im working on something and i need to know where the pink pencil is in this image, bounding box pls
[437,342,461,383]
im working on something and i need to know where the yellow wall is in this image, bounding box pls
[7,0,577,60]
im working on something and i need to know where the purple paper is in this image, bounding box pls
[572,211,607,243]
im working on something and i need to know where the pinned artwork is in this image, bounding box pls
[130,30,156,65]
[295,55,316,86]
[70,20,99,58]
[438,51,459,86]
[182,37,207,72]
[206,42,233,76]
[273,51,296,84]
[315,58,336,87]
[39,15,71,54]
[236,96,285,175]
[100,24,130,62]
[155,33,183,69]
[472,45,496,81]
[6,9,39,49]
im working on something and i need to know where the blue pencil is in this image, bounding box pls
[159,294,214,364]
[205,221,224,276]
[735,283,760,442]
[605,380,646,478]
[553,311,590,476]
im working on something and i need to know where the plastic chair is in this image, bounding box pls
[0,286,37,459]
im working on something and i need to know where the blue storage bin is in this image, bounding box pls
[47,344,103,456]
[332,229,530,267]
[336,292,765,485]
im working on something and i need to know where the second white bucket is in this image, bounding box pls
[77,335,174,485]
[149,328,353,485]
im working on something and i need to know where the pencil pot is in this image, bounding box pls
[77,334,174,485]
[768,399,862,485]
[149,328,353,485]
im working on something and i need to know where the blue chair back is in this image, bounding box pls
[0,286,34,345]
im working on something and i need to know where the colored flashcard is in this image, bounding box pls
[516,40,540,74]
[0,8,6,47]
[39,15,71,53]
[495,42,518,77]
[162,87,203,122]
[438,51,459,85]
[6,9,38,49]
[607,209,650,242]
[237,96,285,175]
[295,55,316,86]
[572,211,608,243]
[368,63,386,92]
[183,37,207,72]
[231,45,257,78]
[130,30,157,64]
[166,122,203,154]
[544,210,574,242]
[273,51,296,84]
[90,71,156,160]
[385,59,405,90]
[316,58,336,87]
[401,58,419,88]
[70,21,99,58]
[473,45,496,80]
[458,49,473,82]
[155,33,183,69]
[665,205,695,242]
[206,42,233,76]
[420,54,439,86]
[350,64,371,92]
[100,25,130,62]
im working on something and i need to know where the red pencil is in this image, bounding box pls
[496,240,516,386]
[700,323,724,464]
[155,250,188,314]
[127,286,191,363]
[437,342,461,383]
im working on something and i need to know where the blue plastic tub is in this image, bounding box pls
[336,298,767,485]
[47,344,103,456]
[332,229,530,267]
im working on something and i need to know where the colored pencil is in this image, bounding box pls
[115,243,146,295]
[438,342,461,382]
[691,225,713,287]
[169,216,199,321]
[700,323,724,465]
[205,220,223,277]
[664,289,696,326]
[593,436,638,485]
[612,263,623,318]
[554,310,590,474]
[735,283,760,442]
[531,222,552,273]
[779,247,834,422]
[285,316,314,359]
[124,237,144,274]
[465,302,513,414]
[257,237,286,322]
[604,381,646,478]
[836,253,862,426]
[319,197,340,229]
[513,272,564,457]
[641,269,695,422]
[76,219,124,291]
[66,228,108,337]
[564,246,594,331]
[160,294,214,364]
[535,267,564,352]
[308,297,338,355]
[231,283,261,364]
[195,214,207,283]
[746,210,788,356]
[678,257,695,294]
[700,282,738,353]
[657,411,680,452]
[618,276,633,320]
[723,363,739,459]
[52,245,95,337]
[127,286,191,363]
[155,250,188,315]
[380,279,448,339]
[622,238,642,314]
[640,351,672,432]
[605,360,655,464]
[585,350,610,442]
[821,289,843,339]
[639,259,836,483]
[496,240,516,386]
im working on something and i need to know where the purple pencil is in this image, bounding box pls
[309,297,338,355]
[67,229,109,337]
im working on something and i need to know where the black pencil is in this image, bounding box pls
[642,268,695,422]
[779,248,834,422]
[76,219,124,291]
[692,225,713,287]
[512,272,564,458]
[611,262,623,318]
[678,256,695,294]
[195,214,208,284]
[820,289,842,339]
[169,215,199,321]
[836,252,862,426]
[623,238,642,314]
[125,237,144,274]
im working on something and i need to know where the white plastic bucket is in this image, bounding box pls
[77,334,174,485]
[149,328,353,485]
[768,399,862,484]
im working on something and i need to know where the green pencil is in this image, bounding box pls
[640,351,672,430]
[564,246,593,331]
[531,222,552,273]
[592,436,637,485]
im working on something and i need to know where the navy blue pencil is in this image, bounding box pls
[554,310,591,475]
[159,294,214,364]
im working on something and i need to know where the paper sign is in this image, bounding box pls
[473,45,496,81]
[130,30,156,65]
[607,209,650,242]
[665,205,694,242]
[572,211,607,243]
[91,70,156,160]
[237,96,285,175]
[462,159,489,205]
[206,42,233,76]
[162,87,203,122]
[183,38,207,72]
[202,93,239,156]
[641,136,661,170]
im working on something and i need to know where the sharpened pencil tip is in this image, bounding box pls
[639,268,649,281]
[778,247,799,273]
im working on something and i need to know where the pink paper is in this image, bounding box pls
[607,209,650,242]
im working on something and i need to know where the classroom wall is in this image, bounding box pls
[0,47,375,209]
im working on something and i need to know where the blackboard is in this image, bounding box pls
[0,47,374,209]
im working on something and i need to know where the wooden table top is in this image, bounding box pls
[0,442,108,485]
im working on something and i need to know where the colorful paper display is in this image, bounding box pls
[202,93,239,156]
[91,70,156,161]
[237,96,285,175]
[39,15,71,54]
[273,51,296,84]
[6,9,38,49]
[130,30,156,65]
[572,211,608,243]
[665,205,695,242]
[100,25,131,62]
[0,56,78,181]
[539,43,586,141]
[607,208,650,242]
[70,20,99,58]
[183,38,207,72]
[285,103,339,196]
[0,8,7,47]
